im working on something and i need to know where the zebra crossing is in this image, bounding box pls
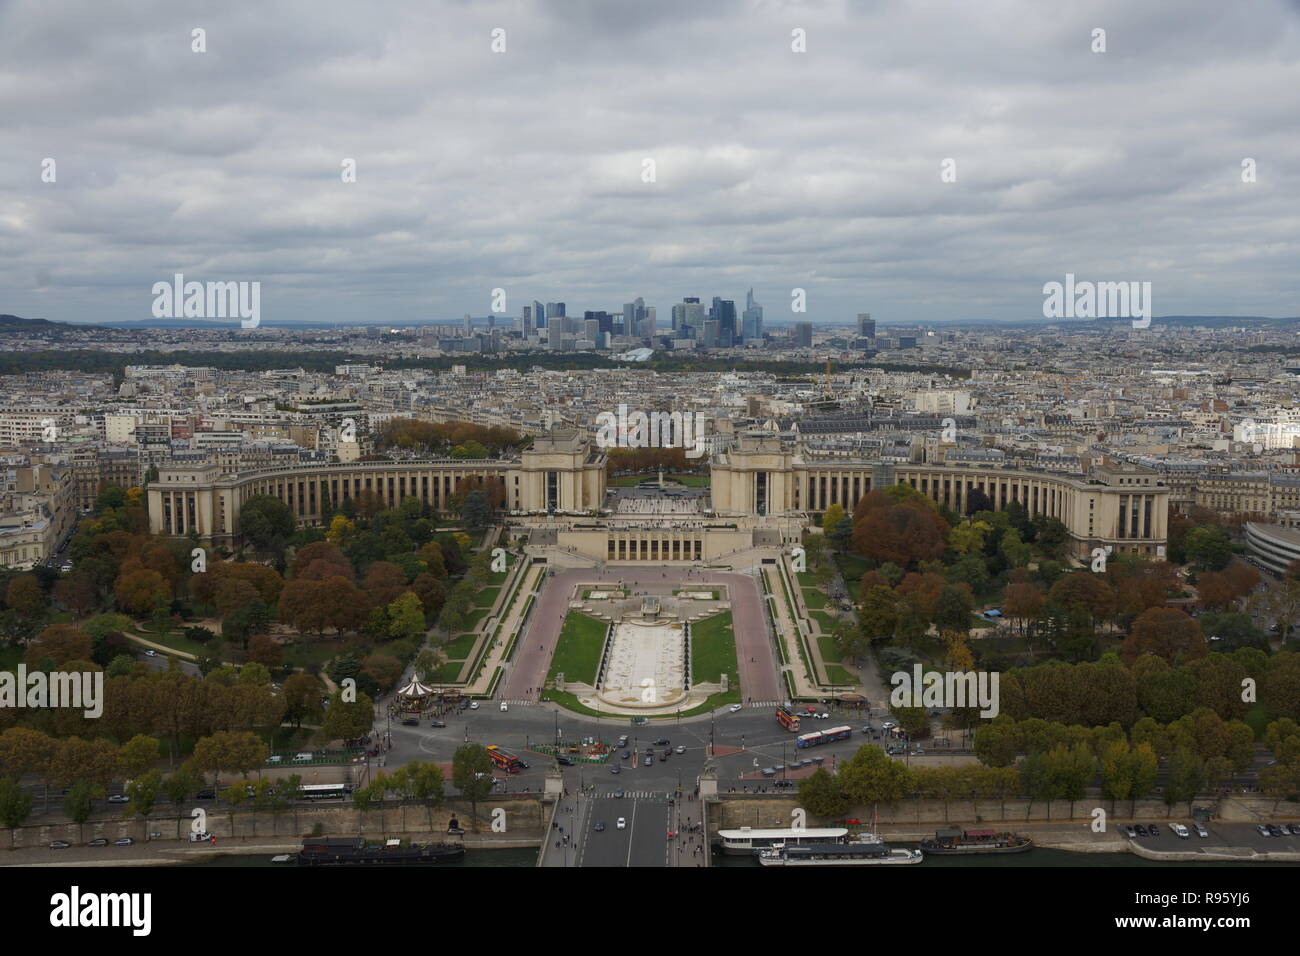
[595,790,666,800]
[747,700,784,708]
[499,698,538,706]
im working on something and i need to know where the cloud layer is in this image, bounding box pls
[2,0,1298,326]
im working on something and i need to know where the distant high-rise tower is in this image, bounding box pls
[463,314,472,335]
[712,297,736,348]
[742,288,764,342]
[794,321,812,347]
[857,313,875,339]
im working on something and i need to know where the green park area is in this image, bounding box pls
[547,612,608,686]
[689,611,738,684]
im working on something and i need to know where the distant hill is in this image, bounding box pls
[0,313,109,333]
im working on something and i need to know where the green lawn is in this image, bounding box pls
[283,639,347,669]
[817,635,843,664]
[691,611,738,684]
[132,627,209,657]
[432,660,465,683]
[547,612,608,685]
[809,610,837,633]
[440,632,479,660]
[487,553,516,587]
[474,586,501,608]
[464,607,492,630]
[801,588,828,609]
[824,664,856,686]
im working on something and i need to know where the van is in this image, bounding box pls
[293,752,314,762]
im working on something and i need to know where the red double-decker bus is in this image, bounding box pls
[485,745,525,774]
[776,707,801,733]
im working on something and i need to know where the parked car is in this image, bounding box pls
[49,841,71,849]
[1194,825,1209,838]
[1266,824,1284,837]
[1256,824,1272,837]
[761,767,777,776]
[468,701,479,710]
[1148,824,1160,836]
[401,717,419,726]
[1134,825,1148,836]
[266,755,282,764]
[1171,823,1190,839]
[107,794,130,804]
[113,837,134,847]
[728,704,742,713]
[87,838,109,847]
[1123,825,1137,838]
[1288,824,1300,836]
[143,650,157,658]
[556,755,574,766]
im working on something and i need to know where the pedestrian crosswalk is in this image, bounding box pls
[500,698,538,706]
[747,700,784,708]
[595,790,666,800]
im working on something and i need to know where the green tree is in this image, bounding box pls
[798,767,849,818]
[451,745,494,832]
[125,769,162,818]
[63,781,105,841]
[239,494,296,555]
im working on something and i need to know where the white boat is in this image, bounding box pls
[716,826,850,855]
[758,842,924,866]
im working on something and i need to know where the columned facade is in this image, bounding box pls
[711,436,1169,559]
[148,429,606,545]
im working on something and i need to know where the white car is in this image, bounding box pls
[1194,825,1209,838]
[616,818,626,830]
[144,650,157,658]
[1171,823,1190,839]
[469,702,479,710]
[500,702,508,712]
[728,704,742,713]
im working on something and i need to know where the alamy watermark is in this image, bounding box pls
[594,404,706,458]
[1042,273,1151,329]
[0,666,103,718]
[889,665,999,718]
[151,273,261,328]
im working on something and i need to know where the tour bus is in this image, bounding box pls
[776,707,801,733]
[298,783,354,800]
[485,745,526,774]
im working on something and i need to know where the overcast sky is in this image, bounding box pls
[2,0,1299,327]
